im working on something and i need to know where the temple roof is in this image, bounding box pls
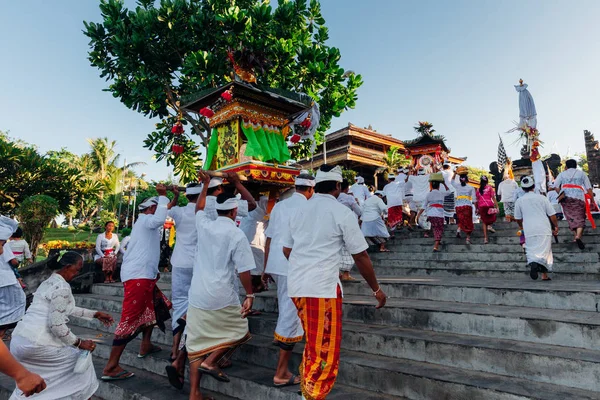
[403,134,450,152]
[181,81,311,116]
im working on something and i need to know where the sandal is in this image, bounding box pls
[165,365,184,390]
[466,238,471,245]
[576,238,585,250]
[274,375,301,387]
[101,370,135,381]
[137,345,162,358]
[198,366,230,383]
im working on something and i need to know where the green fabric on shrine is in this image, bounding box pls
[241,124,290,163]
[203,128,219,170]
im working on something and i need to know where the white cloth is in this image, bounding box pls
[205,195,249,221]
[13,274,95,347]
[350,183,371,205]
[0,283,25,326]
[452,181,477,207]
[9,335,98,400]
[547,191,559,205]
[514,192,556,237]
[361,195,388,222]
[515,83,537,128]
[272,274,303,342]
[0,244,17,288]
[94,232,120,261]
[524,235,553,270]
[532,160,547,194]
[282,194,369,298]
[0,216,18,241]
[315,166,343,183]
[337,192,361,217]
[8,239,31,262]
[441,170,454,192]
[120,196,169,282]
[171,267,194,331]
[189,211,255,311]
[555,169,592,201]
[168,203,197,269]
[264,193,309,276]
[498,179,519,203]
[410,175,431,203]
[383,181,403,207]
[239,197,268,274]
[361,218,390,238]
[119,236,130,255]
[423,189,446,218]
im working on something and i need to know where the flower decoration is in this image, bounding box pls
[290,134,301,144]
[199,107,215,118]
[172,144,185,155]
[300,118,311,128]
[171,121,184,135]
[221,90,233,102]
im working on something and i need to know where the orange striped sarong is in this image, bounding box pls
[292,286,342,400]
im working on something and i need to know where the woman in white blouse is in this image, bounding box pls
[9,251,114,400]
[95,221,120,283]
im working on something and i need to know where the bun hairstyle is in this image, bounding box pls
[48,251,83,271]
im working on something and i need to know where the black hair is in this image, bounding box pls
[341,179,350,191]
[12,227,23,239]
[431,181,441,190]
[459,174,468,187]
[565,159,577,169]
[523,184,535,192]
[216,193,236,216]
[207,185,222,196]
[105,221,115,228]
[319,164,335,172]
[443,164,451,170]
[315,181,339,194]
[48,251,83,271]
[479,176,489,195]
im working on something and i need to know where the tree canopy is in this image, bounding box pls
[84,0,362,182]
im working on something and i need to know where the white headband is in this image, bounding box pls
[295,172,316,187]
[418,169,426,175]
[186,185,202,195]
[215,198,239,211]
[356,176,365,184]
[138,197,158,210]
[521,176,535,189]
[315,166,343,183]
[388,174,396,179]
[375,190,385,196]
[0,216,18,241]
[208,178,223,189]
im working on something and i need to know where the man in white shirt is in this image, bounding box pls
[350,176,371,205]
[0,216,24,340]
[102,185,171,381]
[282,165,387,400]
[338,180,362,280]
[361,190,390,252]
[383,173,404,230]
[514,176,559,281]
[185,172,255,400]
[497,174,519,222]
[239,195,269,284]
[204,174,257,221]
[409,168,431,227]
[165,183,202,366]
[262,172,315,387]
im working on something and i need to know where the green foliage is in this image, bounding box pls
[465,165,492,183]
[381,146,410,174]
[575,153,588,173]
[0,132,84,216]
[93,209,119,231]
[341,167,357,183]
[137,184,188,208]
[17,195,60,259]
[84,0,362,179]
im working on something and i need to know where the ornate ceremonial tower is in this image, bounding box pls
[584,130,600,186]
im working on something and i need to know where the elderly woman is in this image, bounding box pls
[95,221,120,283]
[361,190,390,252]
[0,216,25,340]
[9,251,114,399]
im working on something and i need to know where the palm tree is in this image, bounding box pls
[381,146,410,174]
[413,121,436,137]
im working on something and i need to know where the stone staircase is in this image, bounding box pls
[3,220,600,399]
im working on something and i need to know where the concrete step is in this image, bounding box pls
[245,314,600,392]
[372,251,598,263]
[395,235,600,246]
[247,293,600,350]
[342,276,600,312]
[395,227,599,238]
[369,266,600,280]
[69,325,400,400]
[74,292,600,350]
[386,242,600,253]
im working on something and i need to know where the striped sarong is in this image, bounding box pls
[292,287,342,400]
[443,193,455,218]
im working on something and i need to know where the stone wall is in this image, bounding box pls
[584,130,600,186]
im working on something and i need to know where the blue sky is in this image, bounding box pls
[1,0,598,180]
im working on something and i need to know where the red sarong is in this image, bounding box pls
[387,205,403,228]
[428,216,445,241]
[292,286,342,400]
[456,205,474,234]
[113,278,172,346]
[478,206,497,225]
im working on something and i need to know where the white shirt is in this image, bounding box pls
[498,179,519,203]
[423,189,446,218]
[410,175,431,203]
[282,194,369,298]
[120,196,169,282]
[8,239,31,262]
[350,183,371,204]
[442,170,454,192]
[205,195,249,221]
[119,236,130,255]
[264,193,308,276]
[168,203,197,269]
[0,244,17,288]
[337,192,361,217]
[547,190,559,205]
[361,195,388,222]
[555,168,592,201]
[189,211,255,310]
[514,192,556,236]
[94,232,120,260]
[383,181,403,207]
[239,197,268,249]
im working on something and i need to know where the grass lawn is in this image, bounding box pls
[42,228,95,244]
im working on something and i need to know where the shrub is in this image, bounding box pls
[17,195,60,259]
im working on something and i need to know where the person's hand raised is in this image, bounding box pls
[156,184,167,196]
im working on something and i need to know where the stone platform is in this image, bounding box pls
[2,220,600,399]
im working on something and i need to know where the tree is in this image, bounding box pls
[17,195,60,259]
[381,146,410,174]
[84,0,362,182]
[575,153,588,173]
[0,132,83,216]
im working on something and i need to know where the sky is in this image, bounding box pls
[1,0,599,181]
